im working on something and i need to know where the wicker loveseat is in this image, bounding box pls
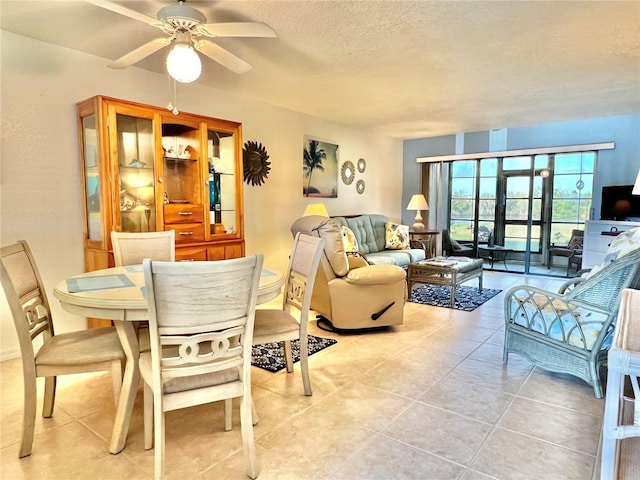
[503,247,640,398]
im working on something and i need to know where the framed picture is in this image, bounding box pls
[303,136,338,198]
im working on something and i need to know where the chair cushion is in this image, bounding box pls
[345,264,406,285]
[340,226,359,253]
[36,327,124,366]
[512,293,608,350]
[569,236,584,250]
[384,222,409,250]
[139,352,239,394]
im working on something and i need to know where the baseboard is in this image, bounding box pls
[0,349,21,362]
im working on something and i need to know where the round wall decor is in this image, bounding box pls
[357,158,366,173]
[341,160,355,185]
[243,141,271,186]
[356,179,365,194]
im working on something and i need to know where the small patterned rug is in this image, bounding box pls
[251,335,337,372]
[409,284,502,311]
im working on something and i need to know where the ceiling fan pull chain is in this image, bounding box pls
[166,74,174,112]
[172,78,179,115]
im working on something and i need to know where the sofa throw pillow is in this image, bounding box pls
[385,222,409,250]
[341,226,359,252]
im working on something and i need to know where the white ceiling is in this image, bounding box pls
[2,0,639,139]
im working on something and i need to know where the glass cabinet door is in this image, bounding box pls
[115,113,156,232]
[81,114,101,241]
[207,128,237,235]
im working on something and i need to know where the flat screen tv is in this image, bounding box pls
[600,185,640,221]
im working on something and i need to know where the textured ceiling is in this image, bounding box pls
[2,0,639,139]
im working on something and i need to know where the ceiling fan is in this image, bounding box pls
[88,0,276,83]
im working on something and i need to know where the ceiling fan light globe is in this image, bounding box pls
[166,44,202,83]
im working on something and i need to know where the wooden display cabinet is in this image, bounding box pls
[77,96,245,325]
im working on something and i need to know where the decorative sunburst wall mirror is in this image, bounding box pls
[357,158,366,173]
[356,179,365,194]
[243,141,271,186]
[341,160,355,185]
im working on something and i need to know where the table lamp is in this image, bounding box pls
[303,203,329,217]
[406,194,429,231]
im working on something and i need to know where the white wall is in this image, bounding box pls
[0,31,404,359]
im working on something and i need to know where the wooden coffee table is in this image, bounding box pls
[407,257,484,308]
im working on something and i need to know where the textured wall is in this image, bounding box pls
[0,31,403,359]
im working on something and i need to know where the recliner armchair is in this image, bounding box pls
[291,215,407,331]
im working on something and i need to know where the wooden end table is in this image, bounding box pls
[407,257,484,308]
[409,230,440,258]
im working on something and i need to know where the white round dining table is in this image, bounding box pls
[53,264,284,454]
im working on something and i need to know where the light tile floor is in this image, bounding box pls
[0,271,632,479]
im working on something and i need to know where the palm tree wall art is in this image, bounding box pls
[303,136,338,198]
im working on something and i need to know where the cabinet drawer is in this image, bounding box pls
[207,242,244,260]
[166,224,205,243]
[164,204,204,224]
[175,246,207,262]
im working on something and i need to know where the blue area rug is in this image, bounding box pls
[251,335,337,372]
[409,284,502,311]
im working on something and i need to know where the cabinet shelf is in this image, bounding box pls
[163,156,197,163]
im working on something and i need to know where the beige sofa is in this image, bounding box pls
[291,215,407,331]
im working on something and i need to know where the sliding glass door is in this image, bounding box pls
[501,168,545,273]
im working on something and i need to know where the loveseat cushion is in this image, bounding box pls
[334,216,378,254]
[365,250,424,266]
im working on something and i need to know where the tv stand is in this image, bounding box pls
[583,220,640,269]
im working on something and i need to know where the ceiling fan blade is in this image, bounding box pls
[109,38,171,69]
[198,22,277,38]
[86,0,161,28]
[195,39,252,74]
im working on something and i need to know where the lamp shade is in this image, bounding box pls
[166,33,201,84]
[406,194,428,231]
[406,194,429,211]
[303,203,329,217]
[633,168,640,195]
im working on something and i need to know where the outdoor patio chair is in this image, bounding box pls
[442,229,474,257]
[548,229,583,274]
